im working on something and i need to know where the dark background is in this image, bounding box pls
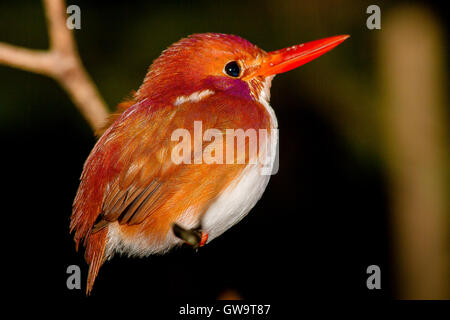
[0,0,448,311]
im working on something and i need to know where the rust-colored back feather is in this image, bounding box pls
[95,98,136,137]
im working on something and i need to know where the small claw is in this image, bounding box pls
[172,223,208,249]
[199,232,208,247]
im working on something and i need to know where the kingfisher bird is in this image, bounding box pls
[70,33,349,294]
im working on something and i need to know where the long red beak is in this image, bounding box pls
[256,35,349,77]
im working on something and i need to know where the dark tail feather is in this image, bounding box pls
[85,228,108,295]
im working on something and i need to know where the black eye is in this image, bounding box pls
[224,61,241,77]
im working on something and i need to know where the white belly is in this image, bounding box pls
[201,160,273,242]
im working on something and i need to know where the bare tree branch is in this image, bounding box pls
[0,0,109,131]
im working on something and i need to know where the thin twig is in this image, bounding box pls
[0,0,109,131]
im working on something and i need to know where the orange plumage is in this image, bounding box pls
[70,33,348,294]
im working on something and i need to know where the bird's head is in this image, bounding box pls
[136,33,349,105]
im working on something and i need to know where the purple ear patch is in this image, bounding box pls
[204,76,253,101]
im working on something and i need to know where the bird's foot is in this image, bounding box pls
[172,223,208,249]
